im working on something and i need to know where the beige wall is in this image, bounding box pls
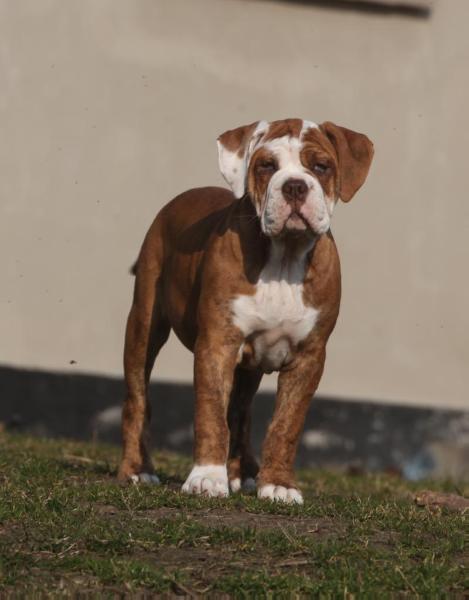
[1,0,468,409]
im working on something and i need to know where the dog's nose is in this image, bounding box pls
[282,179,308,207]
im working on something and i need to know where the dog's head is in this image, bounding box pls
[217,118,374,238]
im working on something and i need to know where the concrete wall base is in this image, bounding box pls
[1,365,467,481]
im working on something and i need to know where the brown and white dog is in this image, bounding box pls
[118,118,374,504]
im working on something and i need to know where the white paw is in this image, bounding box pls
[182,464,229,498]
[129,473,160,485]
[230,477,257,493]
[258,484,303,505]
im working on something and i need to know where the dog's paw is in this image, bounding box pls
[229,477,257,494]
[258,484,303,505]
[129,473,160,485]
[182,464,229,498]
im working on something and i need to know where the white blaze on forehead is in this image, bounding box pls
[261,120,319,172]
[300,120,319,138]
[262,135,305,175]
[217,120,269,198]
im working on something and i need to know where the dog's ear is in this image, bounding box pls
[217,121,269,198]
[320,122,374,202]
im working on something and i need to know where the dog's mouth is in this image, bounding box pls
[260,197,323,239]
[284,211,309,232]
[262,210,313,239]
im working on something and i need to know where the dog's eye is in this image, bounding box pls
[313,163,329,175]
[257,160,277,173]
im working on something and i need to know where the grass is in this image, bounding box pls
[0,433,467,596]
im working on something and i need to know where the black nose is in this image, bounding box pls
[282,179,308,206]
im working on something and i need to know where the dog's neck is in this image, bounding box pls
[235,193,319,283]
[261,235,317,284]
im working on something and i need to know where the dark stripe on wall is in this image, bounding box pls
[259,0,432,19]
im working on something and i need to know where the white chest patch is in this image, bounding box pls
[232,241,319,372]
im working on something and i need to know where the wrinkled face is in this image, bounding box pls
[247,121,338,237]
[217,118,374,239]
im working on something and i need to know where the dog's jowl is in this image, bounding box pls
[118,118,374,504]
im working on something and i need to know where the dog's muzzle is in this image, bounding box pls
[262,174,330,237]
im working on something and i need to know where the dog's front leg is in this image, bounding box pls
[257,344,326,505]
[182,332,241,498]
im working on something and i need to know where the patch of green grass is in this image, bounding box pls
[0,433,467,596]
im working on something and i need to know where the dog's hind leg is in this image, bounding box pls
[227,367,263,493]
[118,247,170,484]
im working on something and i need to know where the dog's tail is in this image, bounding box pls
[129,260,138,276]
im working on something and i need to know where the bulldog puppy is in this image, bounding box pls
[118,118,374,504]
